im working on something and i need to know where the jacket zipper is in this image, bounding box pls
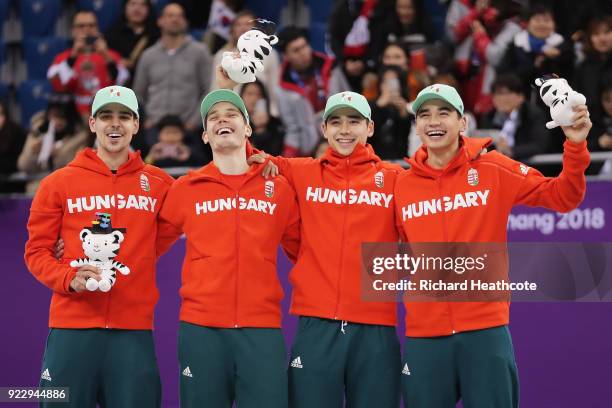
[105,171,118,329]
[437,175,456,335]
[333,158,351,319]
[234,190,240,328]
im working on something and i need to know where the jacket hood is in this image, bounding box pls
[321,142,382,167]
[407,136,492,178]
[187,142,264,184]
[67,148,145,176]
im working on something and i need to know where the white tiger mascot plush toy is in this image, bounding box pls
[70,212,130,292]
[221,20,278,83]
[535,76,586,129]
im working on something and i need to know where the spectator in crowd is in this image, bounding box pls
[106,0,160,85]
[499,5,574,92]
[0,101,27,190]
[144,114,199,167]
[239,80,285,156]
[445,0,522,115]
[277,27,334,156]
[47,11,129,122]
[377,42,428,101]
[133,2,212,147]
[328,0,383,66]
[17,95,90,193]
[370,65,412,160]
[0,102,26,171]
[479,73,548,160]
[528,0,612,40]
[209,11,281,116]
[329,55,367,95]
[368,0,436,64]
[574,16,612,125]
[202,0,244,54]
[590,80,612,162]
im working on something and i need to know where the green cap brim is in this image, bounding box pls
[412,91,464,116]
[200,89,249,128]
[323,104,370,121]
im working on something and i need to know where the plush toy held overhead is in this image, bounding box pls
[535,76,586,129]
[221,19,278,83]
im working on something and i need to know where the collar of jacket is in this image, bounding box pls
[187,142,263,184]
[406,136,492,179]
[68,148,145,176]
[320,142,381,168]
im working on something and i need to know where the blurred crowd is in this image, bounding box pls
[1,0,611,193]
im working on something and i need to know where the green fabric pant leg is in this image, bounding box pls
[402,325,519,408]
[38,329,161,408]
[39,329,101,408]
[233,328,288,408]
[98,330,161,408]
[401,334,460,408]
[457,326,519,408]
[178,322,288,408]
[178,322,235,408]
[288,317,401,408]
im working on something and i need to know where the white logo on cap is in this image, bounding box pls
[109,87,121,97]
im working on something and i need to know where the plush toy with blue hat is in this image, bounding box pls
[70,213,129,292]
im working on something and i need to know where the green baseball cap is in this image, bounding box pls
[323,91,371,121]
[411,84,464,116]
[200,89,249,129]
[91,86,139,118]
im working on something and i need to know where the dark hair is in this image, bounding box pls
[118,0,158,32]
[491,73,525,95]
[73,10,97,26]
[239,79,271,113]
[378,64,409,99]
[157,114,184,131]
[583,16,612,55]
[525,4,553,21]
[46,93,81,135]
[277,26,308,53]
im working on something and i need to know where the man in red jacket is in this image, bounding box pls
[159,89,301,408]
[394,84,591,407]
[264,91,402,408]
[25,86,175,407]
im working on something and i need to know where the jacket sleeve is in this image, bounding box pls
[157,181,185,256]
[24,176,76,294]
[513,140,590,211]
[280,190,301,264]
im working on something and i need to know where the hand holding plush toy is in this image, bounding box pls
[221,19,278,84]
[535,76,586,129]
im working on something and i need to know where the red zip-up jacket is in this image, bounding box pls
[159,161,301,328]
[273,143,402,326]
[24,149,176,329]
[394,136,590,337]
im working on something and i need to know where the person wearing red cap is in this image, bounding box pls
[394,83,591,407]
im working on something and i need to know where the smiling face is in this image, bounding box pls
[322,107,374,156]
[528,12,555,39]
[415,99,466,152]
[89,103,139,156]
[203,102,251,152]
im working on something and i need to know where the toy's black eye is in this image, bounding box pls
[553,90,557,96]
